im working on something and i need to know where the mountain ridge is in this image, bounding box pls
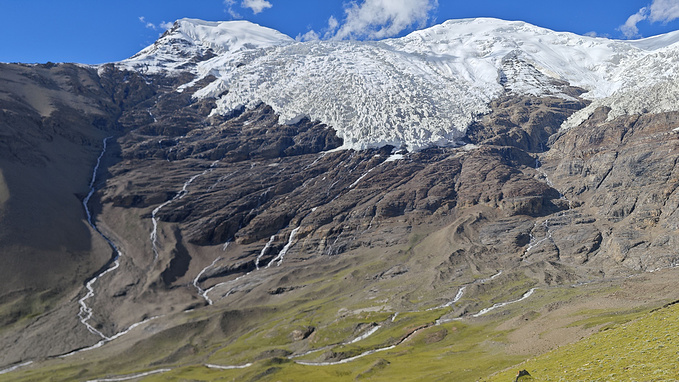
[120,17,679,151]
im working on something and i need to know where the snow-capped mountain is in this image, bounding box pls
[121,17,679,151]
[6,16,679,379]
[121,18,679,150]
[121,19,293,73]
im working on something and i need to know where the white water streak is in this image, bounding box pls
[150,161,219,260]
[79,137,125,340]
[60,316,161,358]
[193,257,223,305]
[0,361,33,375]
[535,157,555,188]
[204,217,308,302]
[85,368,171,382]
[303,151,329,170]
[58,340,106,358]
[266,227,300,268]
[479,270,503,283]
[349,325,381,344]
[203,272,250,302]
[106,316,160,342]
[208,170,237,191]
[472,288,536,317]
[295,311,431,366]
[294,273,535,367]
[78,260,121,339]
[290,320,384,361]
[451,286,466,304]
[289,346,334,360]
[432,286,467,310]
[296,321,430,366]
[205,363,253,370]
[430,270,500,314]
[524,220,553,256]
[150,201,172,261]
[295,345,396,366]
[348,167,375,189]
[83,137,110,225]
[255,235,276,270]
[429,269,501,317]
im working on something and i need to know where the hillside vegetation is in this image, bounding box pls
[486,302,679,381]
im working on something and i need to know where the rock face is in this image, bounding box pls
[543,109,679,272]
[3,25,679,377]
[515,369,533,382]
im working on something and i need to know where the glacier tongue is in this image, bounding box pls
[119,17,679,150]
[196,40,495,151]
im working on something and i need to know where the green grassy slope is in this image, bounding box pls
[485,302,679,381]
[5,239,679,382]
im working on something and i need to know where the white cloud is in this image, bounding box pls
[298,16,341,42]
[295,0,437,42]
[649,0,679,23]
[620,7,649,38]
[241,0,273,14]
[139,16,154,30]
[328,15,339,32]
[332,0,438,40]
[296,30,320,42]
[620,0,679,38]
[323,16,340,39]
[227,8,242,18]
[223,0,242,18]
[584,31,611,39]
[139,16,173,31]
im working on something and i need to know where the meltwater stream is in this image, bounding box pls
[75,137,161,352]
[79,137,123,340]
[150,160,220,262]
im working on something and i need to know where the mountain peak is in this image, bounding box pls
[172,18,294,53]
[121,18,293,73]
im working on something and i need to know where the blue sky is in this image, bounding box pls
[2,0,679,64]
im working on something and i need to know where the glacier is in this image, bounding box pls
[119,17,679,151]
